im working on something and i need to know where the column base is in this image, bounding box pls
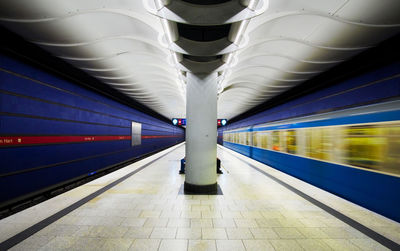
[184,182,217,194]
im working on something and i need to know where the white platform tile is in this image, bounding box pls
[188,240,216,251]
[243,240,275,251]
[159,239,188,251]
[216,240,245,251]
[1,143,399,251]
[129,239,160,251]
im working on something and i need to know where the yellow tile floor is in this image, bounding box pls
[1,143,399,250]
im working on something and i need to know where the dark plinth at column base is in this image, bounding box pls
[182,182,222,195]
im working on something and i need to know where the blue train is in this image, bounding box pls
[222,100,400,222]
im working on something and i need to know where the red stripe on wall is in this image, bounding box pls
[0,135,181,146]
[141,135,178,139]
[0,135,131,146]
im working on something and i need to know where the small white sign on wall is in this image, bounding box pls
[131,121,142,146]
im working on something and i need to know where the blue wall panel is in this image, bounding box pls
[0,53,184,206]
[225,63,400,130]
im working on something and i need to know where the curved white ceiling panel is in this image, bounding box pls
[218,0,400,119]
[0,0,185,119]
[0,0,399,120]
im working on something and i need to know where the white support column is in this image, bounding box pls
[184,72,218,193]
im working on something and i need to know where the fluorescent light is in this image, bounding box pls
[162,19,173,43]
[234,20,249,44]
[225,53,233,64]
[172,52,179,64]
[247,0,257,10]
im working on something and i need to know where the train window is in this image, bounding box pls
[320,128,334,161]
[305,128,323,159]
[253,131,258,147]
[246,132,251,145]
[260,131,268,149]
[343,125,385,170]
[384,124,400,175]
[286,130,297,154]
[272,131,280,151]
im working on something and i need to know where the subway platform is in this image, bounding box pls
[0,143,399,251]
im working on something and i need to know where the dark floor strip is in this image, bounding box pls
[220,146,400,250]
[0,144,182,250]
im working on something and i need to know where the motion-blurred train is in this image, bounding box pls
[223,101,400,176]
[221,100,400,221]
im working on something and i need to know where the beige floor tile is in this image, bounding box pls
[135,204,155,210]
[100,238,133,250]
[192,195,210,200]
[80,216,125,226]
[159,239,188,251]
[129,239,160,251]
[161,210,182,218]
[71,237,106,251]
[256,218,283,227]
[270,239,304,250]
[222,211,243,219]
[297,239,332,250]
[191,219,213,228]
[36,224,79,237]
[350,238,390,251]
[274,227,305,239]
[202,211,222,219]
[240,211,264,219]
[124,227,153,239]
[260,210,285,219]
[88,225,129,238]
[226,228,253,239]
[321,218,348,227]
[296,227,330,238]
[37,236,76,250]
[278,218,305,227]
[342,227,368,238]
[71,225,93,237]
[320,227,358,239]
[150,227,177,239]
[120,217,147,227]
[243,240,275,251]
[140,210,161,218]
[192,205,211,211]
[202,228,228,240]
[188,240,216,251]
[234,219,258,228]
[323,239,361,250]
[201,200,217,205]
[144,218,168,227]
[213,219,236,228]
[299,218,328,227]
[181,211,202,219]
[216,240,245,251]
[168,218,191,227]
[177,228,202,239]
[249,228,278,239]
[121,210,142,218]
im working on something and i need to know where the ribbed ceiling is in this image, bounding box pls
[0,0,399,120]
